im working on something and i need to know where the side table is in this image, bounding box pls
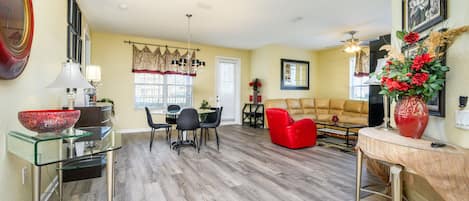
[355,127,469,201]
[7,128,122,201]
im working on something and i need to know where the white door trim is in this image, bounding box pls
[215,56,241,125]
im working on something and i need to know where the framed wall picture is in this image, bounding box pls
[280,59,309,90]
[402,35,446,117]
[402,0,447,33]
[67,0,74,25]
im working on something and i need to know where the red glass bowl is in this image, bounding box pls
[18,110,80,133]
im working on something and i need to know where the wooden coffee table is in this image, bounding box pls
[316,121,367,147]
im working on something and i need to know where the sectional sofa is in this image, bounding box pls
[264,98,369,128]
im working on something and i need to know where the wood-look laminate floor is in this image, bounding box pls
[52,125,385,201]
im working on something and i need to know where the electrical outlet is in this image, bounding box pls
[21,166,27,185]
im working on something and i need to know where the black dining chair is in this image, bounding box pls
[175,108,200,155]
[199,107,223,152]
[145,107,172,152]
[165,104,181,125]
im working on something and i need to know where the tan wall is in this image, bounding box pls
[91,32,251,130]
[390,0,469,200]
[0,1,69,200]
[315,47,351,99]
[250,44,318,100]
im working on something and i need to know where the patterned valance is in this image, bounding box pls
[354,47,370,77]
[132,45,197,76]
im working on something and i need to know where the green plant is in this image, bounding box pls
[200,99,210,109]
[97,98,115,115]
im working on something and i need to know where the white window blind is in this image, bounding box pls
[349,57,369,100]
[134,73,192,109]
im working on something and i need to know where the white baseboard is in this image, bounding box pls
[42,176,58,201]
[117,127,173,134]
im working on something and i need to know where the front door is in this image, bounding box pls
[216,57,240,124]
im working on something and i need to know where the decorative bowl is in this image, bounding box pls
[18,110,81,133]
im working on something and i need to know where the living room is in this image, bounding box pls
[1,0,468,201]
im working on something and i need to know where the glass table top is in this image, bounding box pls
[7,127,121,166]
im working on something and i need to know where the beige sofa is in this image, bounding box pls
[265,98,368,128]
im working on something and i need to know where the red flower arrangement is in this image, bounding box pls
[375,30,449,101]
[403,32,420,44]
[249,78,262,91]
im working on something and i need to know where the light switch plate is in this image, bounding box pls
[455,110,469,130]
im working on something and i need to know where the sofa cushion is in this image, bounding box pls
[300,98,315,114]
[315,98,330,114]
[286,99,303,114]
[329,99,345,115]
[291,114,316,122]
[361,101,369,117]
[316,114,332,122]
[265,99,287,109]
[343,100,363,117]
[340,115,368,125]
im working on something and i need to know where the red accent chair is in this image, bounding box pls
[265,108,317,149]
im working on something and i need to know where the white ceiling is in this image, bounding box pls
[79,0,391,50]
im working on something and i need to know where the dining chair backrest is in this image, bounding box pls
[166,105,181,124]
[145,107,153,126]
[176,108,200,130]
[167,105,181,112]
[214,107,223,127]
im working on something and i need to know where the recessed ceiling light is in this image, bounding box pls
[119,3,128,10]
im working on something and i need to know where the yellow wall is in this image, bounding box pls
[315,47,351,99]
[250,44,318,100]
[91,32,251,130]
[390,0,469,200]
[0,1,69,200]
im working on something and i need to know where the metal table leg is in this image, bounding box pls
[58,162,63,201]
[32,165,41,201]
[390,165,403,201]
[346,128,350,147]
[355,148,363,201]
[106,151,115,201]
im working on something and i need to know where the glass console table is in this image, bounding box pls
[7,128,122,201]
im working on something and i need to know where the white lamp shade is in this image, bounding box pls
[365,58,386,85]
[48,62,93,89]
[86,65,101,82]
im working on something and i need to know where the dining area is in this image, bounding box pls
[144,105,223,155]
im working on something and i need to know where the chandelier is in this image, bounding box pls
[343,31,361,53]
[171,14,206,68]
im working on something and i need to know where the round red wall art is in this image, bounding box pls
[0,0,34,80]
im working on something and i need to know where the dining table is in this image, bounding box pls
[151,108,216,150]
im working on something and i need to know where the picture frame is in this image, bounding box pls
[0,0,35,80]
[402,0,447,33]
[402,35,446,117]
[77,39,82,64]
[67,26,76,61]
[67,0,74,25]
[280,59,309,90]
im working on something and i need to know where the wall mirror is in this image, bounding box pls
[280,59,309,90]
[0,0,34,80]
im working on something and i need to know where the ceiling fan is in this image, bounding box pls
[342,31,363,53]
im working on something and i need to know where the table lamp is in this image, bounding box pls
[48,61,93,109]
[365,58,391,130]
[85,65,101,105]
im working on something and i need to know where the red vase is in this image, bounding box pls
[394,96,429,139]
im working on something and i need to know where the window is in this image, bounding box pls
[349,57,369,100]
[134,73,193,109]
